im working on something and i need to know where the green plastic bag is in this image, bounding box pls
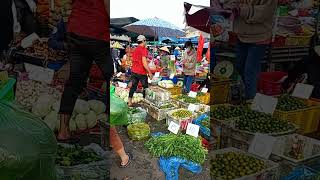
[110,90,128,126]
[0,100,57,180]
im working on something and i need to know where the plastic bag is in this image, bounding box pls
[0,100,57,180]
[110,92,128,126]
[56,143,111,180]
[128,107,147,124]
[159,156,202,180]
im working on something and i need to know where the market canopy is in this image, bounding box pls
[184,2,210,33]
[123,17,186,38]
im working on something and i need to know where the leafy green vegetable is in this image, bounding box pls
[145,134,208,164]
[176,94,200,104]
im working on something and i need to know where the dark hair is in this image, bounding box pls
[184,41,193,48]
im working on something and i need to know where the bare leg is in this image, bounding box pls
[115,147,129,166]
[57,114,71,140]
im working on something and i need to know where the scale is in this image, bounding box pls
[213,61,234,78]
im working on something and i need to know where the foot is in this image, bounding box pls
[119,153,132,168]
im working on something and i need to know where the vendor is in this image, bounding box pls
[0,0,13,53]
[283,35,320,99]
[159,46,170,68]
[128,35,153,106]
[182,41,197,93]
[223,0,277,100]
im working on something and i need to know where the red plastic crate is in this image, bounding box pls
[191,84,200,92]
[258,71,287,96]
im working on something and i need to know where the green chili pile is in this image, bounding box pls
[145,134,208,164]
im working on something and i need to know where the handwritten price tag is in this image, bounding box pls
[251,93,278,115]
[249,133,276,159]
[24,63,54,84]
[169,74,174,79]
[292,83,314,99]
[117,82,127,88]
[186,123,200,138]
[168,121,180,134]
[201,88,208,93]
[188,91,197,98]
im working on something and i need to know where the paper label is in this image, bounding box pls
[201,88,208,93]
[186,123,200,138]
[155,72,160,78]
[292,83,314,99]
[251,93,278,115]
[168,121,180,134]
[170,55,176,61]
[118,82,127,88]
[188,104,199,112]
[188,91,197,98]
[249,133,276,159]
[169,74,174,79]
[24,63,54,84]
[21,33,39,48]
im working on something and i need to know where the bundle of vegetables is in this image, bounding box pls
[56,144,102,167]
[145,134,208,164]
[158,80,174,88]
[33,96,107,132]
[128,107,147,124]
[127,123,150,141]
[115,87,143,103]
[171,109,193,119]
[175,94,200,104]
[159,103,175,109]
[211,152,266,180]
[277,94,308,111]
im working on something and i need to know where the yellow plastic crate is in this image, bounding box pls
[210,77,231,105]
[273,99,320,134]
[197,93,210,105]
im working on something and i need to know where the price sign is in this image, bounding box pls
[188,104,199,112]
[188,91,197,98]
[24,63,54,84]
[155,72,160,78]
[169,74,174,79]
[186,123,200,138]
[201,88,208,93]
[21,33,40,48]
[292,83,314,99]
[170,55,176,61]
[251,93,278,115]
[168,121,180,134]
[249,133,276,159]
[118,82,127,88]
[116,72,122,77]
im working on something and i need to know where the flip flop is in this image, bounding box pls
[119,153,132,168]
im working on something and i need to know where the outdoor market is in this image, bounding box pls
[210,0,320,179]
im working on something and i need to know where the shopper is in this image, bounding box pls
[182,41,197,93]
[57,0,131,168]
[224,0,277,100]
[128,35,153,106]
[0,0,14,53]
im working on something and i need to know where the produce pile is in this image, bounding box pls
[24,40,67,60]
[159,103,175,109]
[56,145,102,167]
[115,87,143,103]
[211,105,295,133]
[145,134,208,164]
[171,109,193,119]
[158,80,174,88]
[127,123,150,141]
[277,95,308,111]
[210,152,266,180]
[175,94,200,104]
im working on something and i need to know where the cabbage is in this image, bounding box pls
[44,111,58,131]
[85,110,97,129]
[32,102,52,118]
[74,99,90,114]
[52,101,60,112]
[69,119,77,132]
[74,114,87,130]
[88,100,106,114]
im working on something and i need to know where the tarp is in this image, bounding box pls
[184,2,210,33]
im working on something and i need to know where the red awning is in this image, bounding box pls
[184,2,210,33]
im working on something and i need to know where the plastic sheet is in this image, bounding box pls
[110,90,128,126]
[159,156,202,180]
[0,100,57,180]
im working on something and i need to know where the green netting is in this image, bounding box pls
[0,101,57,180]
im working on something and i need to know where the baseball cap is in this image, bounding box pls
[137,35,146,42]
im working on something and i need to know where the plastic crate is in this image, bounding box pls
[191,84,200,92]
[273,99,320,134]
[258,71,287,96]
[210,77,231,104]
[0,78,16,101]
[141,99,178,121]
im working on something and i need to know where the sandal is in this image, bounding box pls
[119,153,132,168]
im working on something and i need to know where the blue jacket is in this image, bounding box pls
[48,19,67,50]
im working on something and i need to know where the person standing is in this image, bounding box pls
[57,0,131,168]
[224,0,277,100]
[182,41,197,93]
[128,35,153,106]
[0,0,13,53]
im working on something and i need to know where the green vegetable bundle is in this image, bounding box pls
[277,94,308,111]
[176,94,200,104]
[56,145,102,166]
[145,134,208,164]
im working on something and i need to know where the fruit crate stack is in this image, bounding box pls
[270,134,320,179]
[140,99,178,121]
[210,148,279,180]
[166,108,194,130]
